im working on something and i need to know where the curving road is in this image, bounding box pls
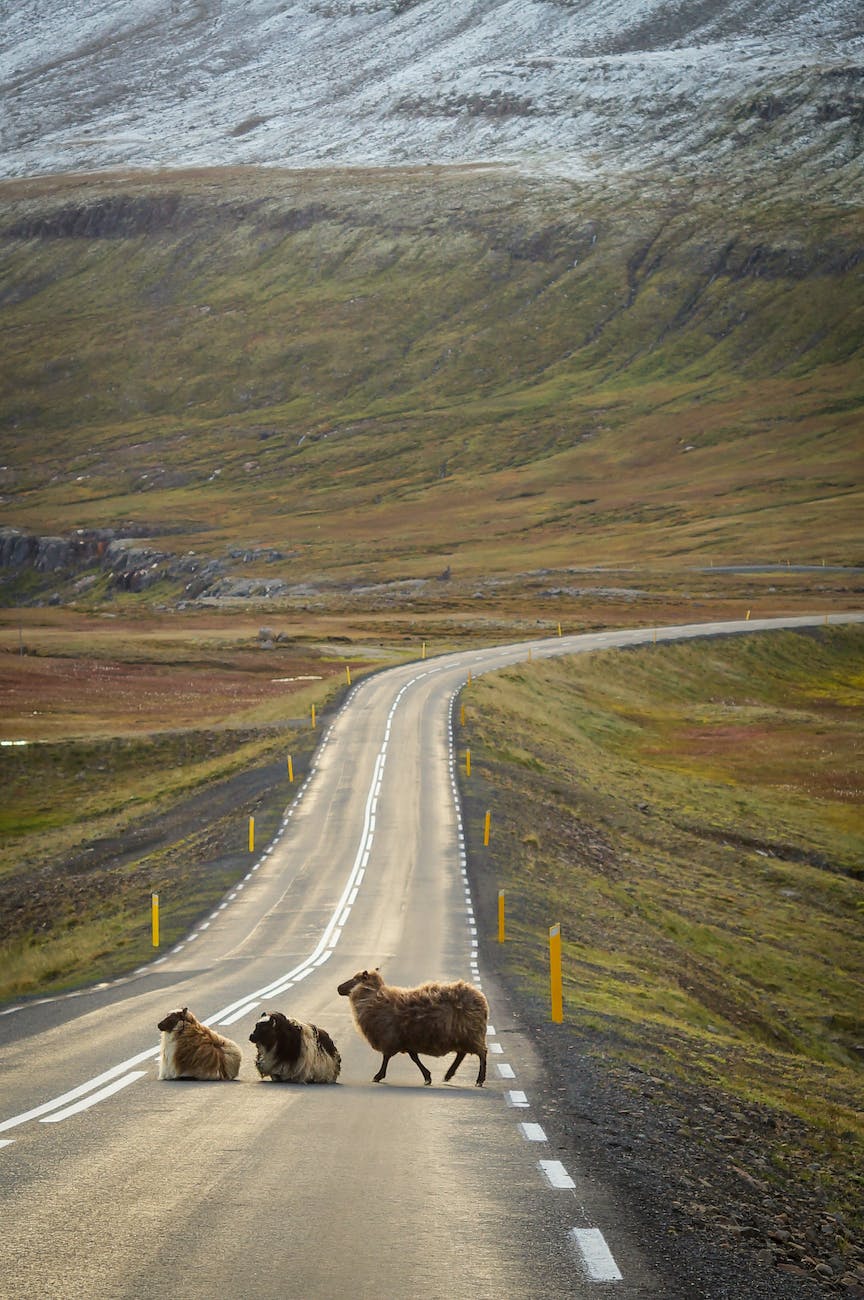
[1,614,860,1298]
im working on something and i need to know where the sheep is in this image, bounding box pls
[156,1006,242,1081]
[337,968,488,1086]
[249,1010,341,1084]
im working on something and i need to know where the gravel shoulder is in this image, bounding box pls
[470,881,863,1299]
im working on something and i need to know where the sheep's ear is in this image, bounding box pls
[181,1006,188,1015]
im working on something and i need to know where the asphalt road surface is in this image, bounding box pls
[1,614,860,1299]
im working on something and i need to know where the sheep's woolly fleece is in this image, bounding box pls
[1,0,861,195]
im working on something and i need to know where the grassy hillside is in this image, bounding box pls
[460,625,864,1241]
[0,166,861,592]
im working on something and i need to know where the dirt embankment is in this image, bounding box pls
[0,754,295,952]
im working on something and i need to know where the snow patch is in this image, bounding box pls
[0,0,861,189]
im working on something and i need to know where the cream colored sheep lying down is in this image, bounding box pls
[157,1007,242,1081]
[337,967,488,1086]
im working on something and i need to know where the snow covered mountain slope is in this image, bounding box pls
[1,0,862,195]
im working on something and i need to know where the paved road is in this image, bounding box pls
[1,614,860,1298]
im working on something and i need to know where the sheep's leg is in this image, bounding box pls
[408,1052,432,1086]
[475,1050,487,1087]
[443,1052,465,1082]
[373,1055,392,1082]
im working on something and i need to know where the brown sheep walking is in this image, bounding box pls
[337,968,488,1086]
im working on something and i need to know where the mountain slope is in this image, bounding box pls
[0,164,861,598]
[1,0,862,197]
[0,3,862,603]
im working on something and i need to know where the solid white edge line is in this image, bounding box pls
[41,1071,148,1122]
[570,1228,623,1281]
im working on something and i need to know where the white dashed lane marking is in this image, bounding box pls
[448,686,623,1286]
[571,1228,624,1282]
[539,1160,577,1190]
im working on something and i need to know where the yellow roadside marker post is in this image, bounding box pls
[483,810,491,846]
[151,893,160,948]
[549,923,563,1023]
[249,816,255,853]
[498,891,505,943]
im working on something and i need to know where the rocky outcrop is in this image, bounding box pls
[0,527,111,573]
[0,527,228,598]
[4,195,189,241]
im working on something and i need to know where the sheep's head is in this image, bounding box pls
[250,1010,289,1045]
[337,968,382,997]
[250,1011,304,1063]
[157,1006,190,1033]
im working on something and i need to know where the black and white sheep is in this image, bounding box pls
[249,1010,341,1084]
[337,968,488,1086]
